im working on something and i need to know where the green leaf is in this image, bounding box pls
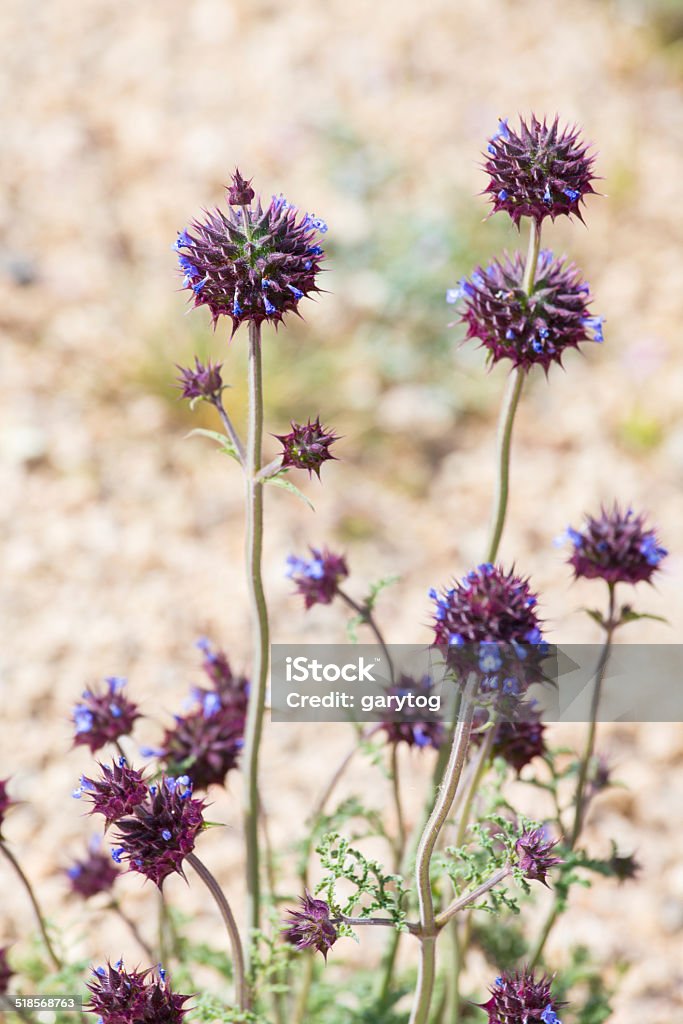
[365,574,401,611]
[265,472,315,510]
[185,428,240,463]
[582,608,606,628]
[619,606,669,626]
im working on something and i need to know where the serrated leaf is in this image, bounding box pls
[185,428,240,462]
[265,472,315,510]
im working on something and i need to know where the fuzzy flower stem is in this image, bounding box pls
[334,914,419,933]
[485,219,541,563]
[108,899,155,961]
[409,674,478,1024]
[242,319,270,949]
[214,397,246,465]
[570,582,616,845]
[529,583,617,970]
[0,841,62,970]
[187,852,248,1011]
[390,743,406,872]
[337,589,396,685]
[435,865,511,930]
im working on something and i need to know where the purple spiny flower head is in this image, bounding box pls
[480,968,566,1023]
[0,778,15,837]
[66,837,120,899]
[110,776,205,888]
[515,827,562,887]
[431,564,542,646]
[275,417,339,478]
[282,891,338,961]
[380,675,445,750]
[73,758,148,828]
[158,707,244,791]
[176,169,326,333]
[0,946,12,995]
[86,961,190,1024]
[563,504,667,585]
[453,250,602,373]
[71,677,140,754]
[492,705,547,774]
[193,638,250,718]
[175,357,223,403]
[226,168,255,206]
[286,547,349,609]
[483,114,597,226]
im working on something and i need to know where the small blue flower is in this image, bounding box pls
[640,535,667,566]
[479,643,503,673]
[161,829,172,841]
[541,1006,562,1024]
[74,707,94,734]
[202,692,221,718]
[233,298,243,317]
[264,297,277,316]
[173,229,192,252]
[308,245,324,256]
[563,188,580,202]
[111,847,125,864]
[543,182,552,206]
[498,189,508,201]
[287,284,304,300]
[446,287,461,305]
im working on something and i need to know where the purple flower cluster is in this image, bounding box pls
[431,564,542,648]
[176,169,326,332]
[276,417,339,478]
[66,838,120,899]
[480,968,565,1024]
[73,758,148,828]
[157,639,249,790]
[86,960,190,1024]
[282,891,338,960]
[286,548,349,609]
[564,504,667,586]
[452,250,603,373]
[110,776,206,888]
[379,675,444,750]
[483,114,597,226]
[473,703,547,774]
[71,677,140,754]
[515,827,562,887]
[175,356,224,403]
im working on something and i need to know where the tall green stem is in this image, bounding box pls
[242,319,270,949]
[485,218,541,564]
[0,841,62,970]
[187,852,248,1011]
[529,583,617,968]
[409,675,477,1024]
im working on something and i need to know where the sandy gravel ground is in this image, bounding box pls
[1,1,683,1020]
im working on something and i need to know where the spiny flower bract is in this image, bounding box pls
[480,968,565,1024]
[286,548,349,609]
[66,838,120,899]
[275,417,339,478]
[110,776,206,888]
[176,169,326,332]
[379,675,445,750]
[86,960,190,1024]
[483,114,597,226]
[515,827,562,887]
[282,891,339,960]
[175,357,223,403]
[473,703,547,774]
[71,677,140,754]
[563,504,667,585]
[73,757,148,829]
[451,250,603,373]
